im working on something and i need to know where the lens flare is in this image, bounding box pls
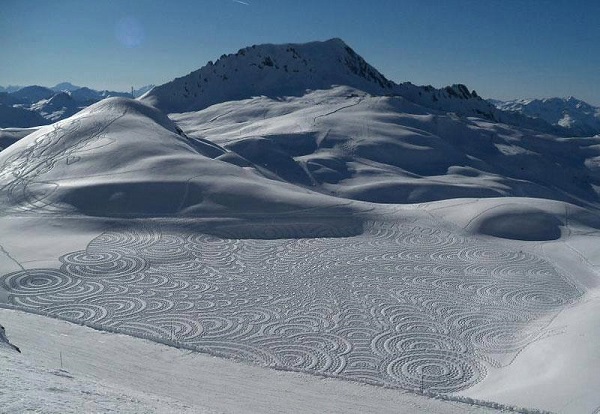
[115,17,144,48]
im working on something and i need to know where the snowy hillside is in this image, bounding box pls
[0,317,202,413]
[1,95,600,413]
[172,86,600,207]
[1,309,507,414]
[491,96,600,136]
[0,97,354,219]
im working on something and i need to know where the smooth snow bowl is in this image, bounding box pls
[469,205,563,241]
[0,217,581,393]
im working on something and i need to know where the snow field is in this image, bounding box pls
[0,213,581,396]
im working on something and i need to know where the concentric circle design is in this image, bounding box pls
[384,350,486,392]
[1,269,79,295]
[0,220,582,392]
[60,250,148,279]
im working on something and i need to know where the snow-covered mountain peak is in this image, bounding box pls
[141,38,394,113]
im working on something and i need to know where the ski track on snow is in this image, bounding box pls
[0,216,582,393]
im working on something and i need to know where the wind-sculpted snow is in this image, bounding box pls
[0,219,582,393]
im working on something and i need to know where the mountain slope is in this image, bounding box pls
[1,309,505,414]
[2,38,600,414]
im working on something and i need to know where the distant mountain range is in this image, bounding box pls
[0,83,154,127]
[489,97,600,137]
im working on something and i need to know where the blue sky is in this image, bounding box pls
[1,0,599,104]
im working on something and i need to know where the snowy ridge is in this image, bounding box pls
[395,82,493,119]
[141,38,499,119]
[141,38,394,113]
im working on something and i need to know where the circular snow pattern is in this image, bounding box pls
[0,221,582,392]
